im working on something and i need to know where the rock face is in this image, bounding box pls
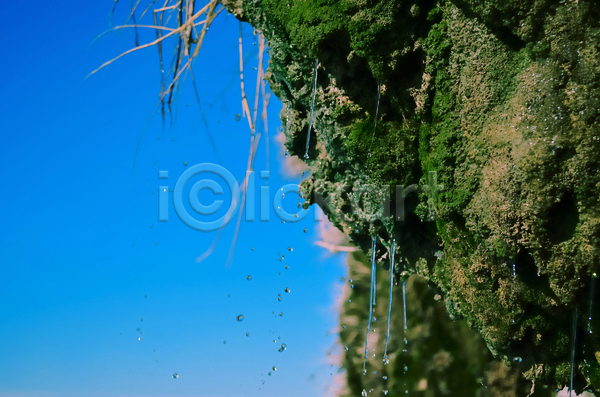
[222,0,600,393]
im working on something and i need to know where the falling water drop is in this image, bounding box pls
[362,389,367,396]
[304,59,319,161]
[237,315,244,322]
[183,161,188,166]
[172,373,178,379]
[246,332,250,337]
[288,247,293,252]
[235,113,241,121]
[363,236,377,373]
[247,275,252,281]
[284,288,291,293]
[272,366,277,371]
[383,240,396,361]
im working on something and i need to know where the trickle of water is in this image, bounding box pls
[286,105,290,135]
[363,236,377,373]
[569,309,577,396]
[589,273,597,334]
[384,240,396,361]
[237,315,244,322]
[172,373,178,379]
[368,82,382,157]
[304,59,319,161]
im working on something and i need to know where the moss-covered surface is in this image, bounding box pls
[222,0,600,393]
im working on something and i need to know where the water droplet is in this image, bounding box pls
[183,161,188,166]
[235,114,242,121]
[279,312,283,317]
[362,389,367,396]
[237,315,244,322]
[345,346,348,351]
[279,343,287,352]
[284,288,291,293]
[284,265,289,270]
[223,340,226,344]
[247,275,252,281]
[173,373,178,379]
[279,126,284,133]
[287,247,293,252]
[268,372,271,376]
[272,366,277,371]
[246,332,250,337]
[303,228,307,233]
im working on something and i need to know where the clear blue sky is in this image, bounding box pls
[0,1,347,396]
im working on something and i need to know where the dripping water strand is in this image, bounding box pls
[511,263,516,324]
[403,279,408,395]
[383,240,396,362]
[368,82,382,158]
[569,308,577,396]
[363,236,377,373]
[589,273,597,334]
[373,254,377,305]
[304,59,319,162]
[286,104,290,135]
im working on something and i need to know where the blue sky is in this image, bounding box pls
[0,1,348,396]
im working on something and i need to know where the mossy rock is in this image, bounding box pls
[222,0,600,393]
